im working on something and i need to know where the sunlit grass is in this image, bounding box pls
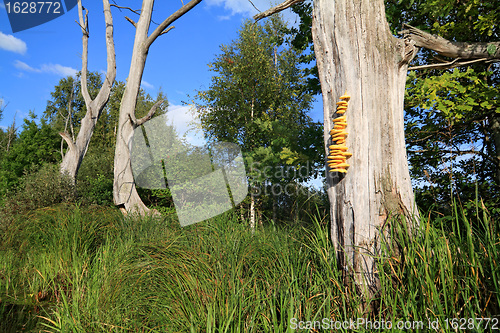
[0,201,498,332]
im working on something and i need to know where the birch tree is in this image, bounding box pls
[60,0,116,181]
[112,0,202,214]
[194,18,322,230]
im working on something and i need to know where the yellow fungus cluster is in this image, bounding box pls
[328,94,352,173]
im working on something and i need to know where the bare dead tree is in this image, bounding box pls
[113,0,202,215]
[59,0,117,181]
[255,0,499,307]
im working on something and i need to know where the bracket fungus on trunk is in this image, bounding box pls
[328,94,352,174]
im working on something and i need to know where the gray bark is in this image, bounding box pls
[112,0,202,215]
[401,24,500,60]
[60,0,116,181]
[311,0,418,299]
[250,193,255,232]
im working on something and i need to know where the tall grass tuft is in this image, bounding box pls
[0,201,498,332]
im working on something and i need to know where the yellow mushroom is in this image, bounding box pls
[329,145,348,150]
[329,168,348,173]
[336,101,348,106]
[333,116,347,122]
[332,132,347,139]
[336,110,346,115]
[334,163,350,168]
[339,94,350,100]
[342,152,353,158]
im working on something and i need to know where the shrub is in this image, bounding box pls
[0,163,75,220]
[78,173,114,206]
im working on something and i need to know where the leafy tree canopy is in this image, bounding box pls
[195,17,323,187]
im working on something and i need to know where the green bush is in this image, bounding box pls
[75,147,114,206]
[1,163,75,213]
[77,173,114,206]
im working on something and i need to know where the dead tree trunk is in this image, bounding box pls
[112,0,202,215]
[60,0,116,181]
[311,0,418,299]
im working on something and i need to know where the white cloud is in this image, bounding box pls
[14,60,77,77]
[14,60,40,72]
[41,63,77,76]
[166,104,206,146]
[141,80,154,90]
[206,0,263,16]
[205,0,299,24]
[0,32,27,55]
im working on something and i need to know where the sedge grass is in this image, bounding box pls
[0,201,498,332]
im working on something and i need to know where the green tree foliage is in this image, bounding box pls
[288,0,499,214]
[0,113,60,198]
[195,17,323,222]
[43,72,102,138]
[286,1,320,95]
[385,0,500,213]
[0,73,168,207]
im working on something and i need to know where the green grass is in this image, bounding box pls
[0,202,498,332]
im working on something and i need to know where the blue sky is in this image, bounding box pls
[0,0,323,131]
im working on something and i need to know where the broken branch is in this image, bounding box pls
[125,16,137,28]
[400,24,500,60]
[408,57,491,71]
[59,132,76,153]
[253,0,304,21]
[136,100,164,126]
[146,0,202,49]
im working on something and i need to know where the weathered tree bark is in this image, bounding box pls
[401,24,500,60]
[60,0,116,181]
[113,0,202,215]
[254,0,418,303]
[311,0,418,300]
[250,193,256,232]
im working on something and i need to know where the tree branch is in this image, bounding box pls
[253,0,304,22]
[92,0,117,116]
[247,0,261,13]
[408,57,493,71]
[110,4,141,16]
[124,16,137,28]
[400,24,500,60]
[145,0,202,49]
[59,132,76,153]
[77,0,91,109]
[136,100,164,126]
[160,26,175,36]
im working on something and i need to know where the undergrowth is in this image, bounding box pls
[0,202,498,332]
